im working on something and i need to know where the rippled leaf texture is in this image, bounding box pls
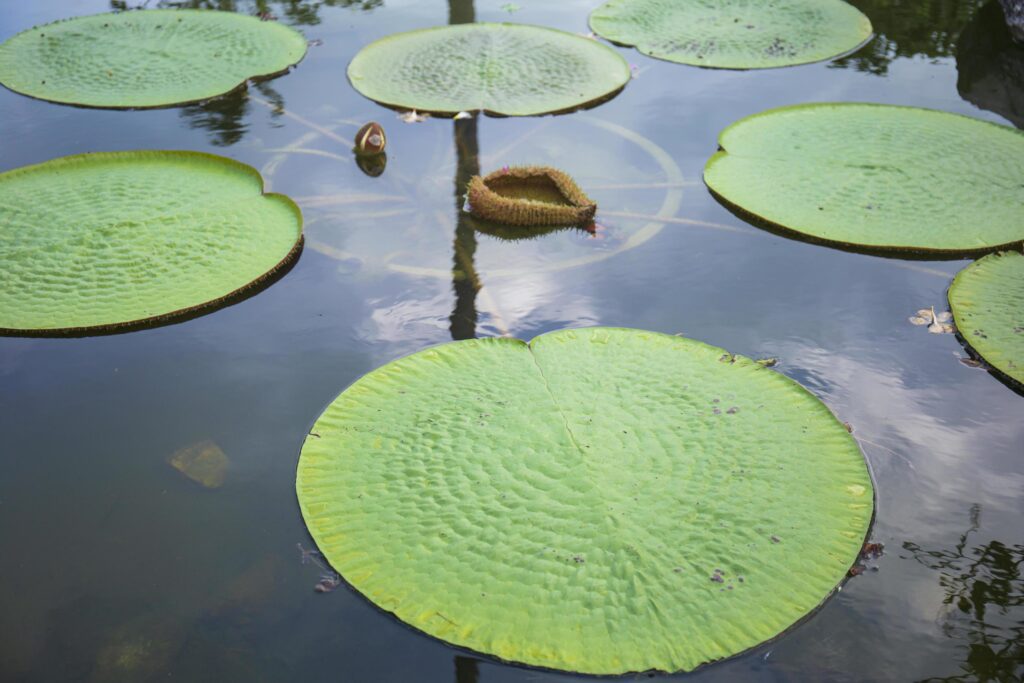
[704,103,1024,254]
[0,10,307,108]
[589,0,871,69]
[296,327,873,674]
[347,23,630,116]
[949,251,1024,388]
[0,151,302,334]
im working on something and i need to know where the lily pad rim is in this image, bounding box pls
[586,0,875,70]
[345,22,631,117]
[294,326,877,675]
[704,102,1024,257]
[0,149,304,338]
[948,249,1024,395]
[0,9,309,111]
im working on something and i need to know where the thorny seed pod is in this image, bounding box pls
[354,121,386,156]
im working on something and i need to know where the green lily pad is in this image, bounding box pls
[589,0,872,69]
[949,251,1024,389]
[347,23,630,116]
[704,103,1024,254]
[0,10,307,109]
[296,327,873,674]
[0,151,302,335]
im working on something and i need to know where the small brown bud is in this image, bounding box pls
[354,121,386,156]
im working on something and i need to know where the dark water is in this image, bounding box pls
[1,1,1022,681]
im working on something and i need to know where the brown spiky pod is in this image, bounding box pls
[466,165,597,227]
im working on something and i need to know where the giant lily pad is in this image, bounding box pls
[296,327,873,674]
[589,0,872,69]
[0,10,307,109]
[347,23,630,116]
[0,151,302,335]
[704,103,1024,254]
[949,251,1024,389]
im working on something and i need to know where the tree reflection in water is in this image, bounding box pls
[904,505,1023,682]
[111,0,382,24]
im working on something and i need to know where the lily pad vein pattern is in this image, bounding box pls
[296,328,873,674]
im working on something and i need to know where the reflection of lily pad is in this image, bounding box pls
[0,151,302,335]
[347,23,630,116]
[949,251,1024,389]
[0,10,307,108]
[589,0,872,69]
[296,327,873,674]
[704,104,1024,254]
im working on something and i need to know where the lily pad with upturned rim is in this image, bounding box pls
[704,103,1024,255]
[0,10,307,109]
[948,251,1024,389]
[347,23,631,116]
[589,0,872,69]
[0,151,302,335]
[296,327,874,674]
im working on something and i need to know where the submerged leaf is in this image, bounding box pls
[0,10,307,108]
[296,328,873,674]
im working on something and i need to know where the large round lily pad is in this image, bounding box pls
[347,23,630,116]
[704,103,1024,254]
[949,251,1024,389]
[0,10,307,109]
[589,0,872,69]
[0,151,302,334]
[296,328,873,674]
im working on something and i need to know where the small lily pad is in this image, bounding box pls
[0,151,302,335]
[589,0,872,69]
[0,10,307,109]
[347,23,630,116]
[948,251,1024,389]
[296,327,873,674]
[704,104,1024,254]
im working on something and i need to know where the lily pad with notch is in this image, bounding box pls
[0,10,307,109]
[0,151,302,335]
[347,23,631,116]
[589,0,872,69]
[704,103,1024,255]
[296,327,874,674]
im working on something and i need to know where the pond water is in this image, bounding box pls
[1,0,1022,681]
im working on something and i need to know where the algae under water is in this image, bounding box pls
[0,0,1021,681]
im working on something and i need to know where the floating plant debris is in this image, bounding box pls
[589,0,872,69]
[0,10,307,108]
[704,104,1024,254]
[948,251,1024,388]
[347,23,630,116]
[909,307,955,334]
[466,165,597,228]
[168,439,229,489]
[296,327,873,674]
[0,151,302,334]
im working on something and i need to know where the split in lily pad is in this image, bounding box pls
[704,103,1024,255]
[948,251,1024,390]
[296,327,874,674]
[467,166,597,228]
[0,10,307,109]
[589,0,872,69]
[0,151,302,335]
[347,23,630,116]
